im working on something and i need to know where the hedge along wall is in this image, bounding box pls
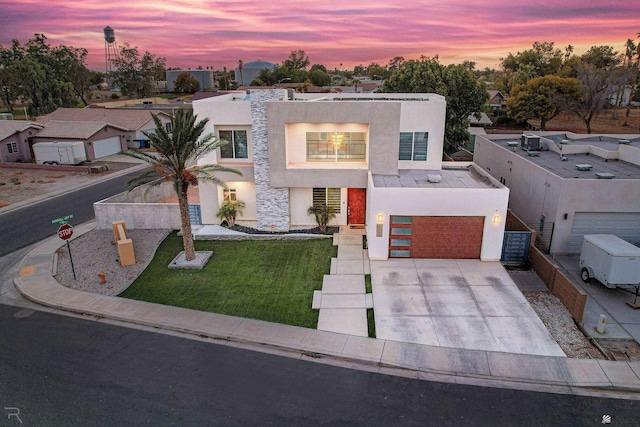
[507,210,586,323]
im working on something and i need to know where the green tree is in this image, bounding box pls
[501,41,564,77]
[283,50,310,71]
[580,45,621,69]
[173,72,200,93]
[0,34,90,115]
[309,67,331,86]
[507,76,582,130]
[382,58,488,151]
[110,43,166,98]
[127,109,242,261]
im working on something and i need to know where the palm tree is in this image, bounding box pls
[127,109,242,261]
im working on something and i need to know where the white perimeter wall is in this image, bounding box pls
[366,172,509,261]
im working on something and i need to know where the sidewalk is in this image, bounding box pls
[10,224,640,400]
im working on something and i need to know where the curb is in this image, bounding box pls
[11,225,640,400]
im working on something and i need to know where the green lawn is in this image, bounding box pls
[119,232,337,328]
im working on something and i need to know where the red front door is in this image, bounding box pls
[347,188,366,225]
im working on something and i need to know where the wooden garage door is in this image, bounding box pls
[389,216,484,259]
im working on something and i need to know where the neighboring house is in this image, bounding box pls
[193,89,509,261]
[0,121,44,162]
[469,112,493,127]
[166,70,215,91]
[30,121,128,160]
[38,108,172,149]
[473,132,640,254]
[488,90,507,110]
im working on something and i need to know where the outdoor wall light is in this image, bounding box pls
[376,214,384,237]
[492,212,501,225]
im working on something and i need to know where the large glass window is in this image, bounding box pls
[398,132,428,161]
[312,188,341,214]
[219,130,248,159]
[306,132,366,162]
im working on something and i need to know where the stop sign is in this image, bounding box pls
[57,224,74,240]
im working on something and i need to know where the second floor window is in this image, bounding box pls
[219,130,248,159]
[399,132,428,161]
[306,132,366,162]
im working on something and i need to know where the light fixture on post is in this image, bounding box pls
[376,214,384,237]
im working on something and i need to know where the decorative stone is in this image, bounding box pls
[250,89,291,231]
[168,251,213,270]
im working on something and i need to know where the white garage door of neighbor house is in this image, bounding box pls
[567,212,640,253]
[93,136,121,159]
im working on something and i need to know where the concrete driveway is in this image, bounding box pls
[370,259,565,357]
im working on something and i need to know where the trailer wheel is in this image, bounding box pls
[50,161,59,165]
[42,161,49,165]
[581,268,590,282]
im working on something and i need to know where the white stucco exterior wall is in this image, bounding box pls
[366,172,509,261]
[289,187,347,227]
[397,99,446,171]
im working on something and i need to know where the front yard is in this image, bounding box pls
[119,233,337,328]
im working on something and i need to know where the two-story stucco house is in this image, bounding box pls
[193,89,509,261]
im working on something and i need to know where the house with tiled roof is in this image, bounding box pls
[0,120,44,162]
[31,121,129,160]
[38,107,172,149]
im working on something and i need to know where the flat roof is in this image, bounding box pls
[488,138,640,180]
[372,166,498,189]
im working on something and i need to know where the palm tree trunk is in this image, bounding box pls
[178,185,196,261]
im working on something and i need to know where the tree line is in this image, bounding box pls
[2,34,638,142]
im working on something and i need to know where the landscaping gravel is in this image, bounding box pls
[523,291,594,358]
[55,229,170,296]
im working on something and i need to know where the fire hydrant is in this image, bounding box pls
[97,270,106,284]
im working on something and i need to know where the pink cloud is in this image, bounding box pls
[0,0,637,71]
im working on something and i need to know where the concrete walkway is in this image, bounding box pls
[10,223,640,399]
[313,227,372,337]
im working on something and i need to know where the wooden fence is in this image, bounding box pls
[507,210,587,323]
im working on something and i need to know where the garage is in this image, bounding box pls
[389,216,484,259]
[567,212,640,253]
[92,136,122,159]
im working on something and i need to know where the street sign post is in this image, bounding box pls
[57,224,73,240]
[55,221,76,280]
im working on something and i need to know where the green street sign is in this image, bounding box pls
[51,214,74,225]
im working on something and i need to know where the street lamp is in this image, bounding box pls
[277,78,291,87]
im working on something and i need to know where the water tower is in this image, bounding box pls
[104,26,120,73]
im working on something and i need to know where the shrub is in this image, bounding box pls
[217,200,246,227]
[307,205,336,232]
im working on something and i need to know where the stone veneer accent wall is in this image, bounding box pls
[250,90,290,231]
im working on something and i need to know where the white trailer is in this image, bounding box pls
[33,141,87,165]
[579,234,640,308]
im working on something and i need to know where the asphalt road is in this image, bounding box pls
[1,305,638,426]
[0,168,149,257]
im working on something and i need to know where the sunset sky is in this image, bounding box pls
[0,0,637,72]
